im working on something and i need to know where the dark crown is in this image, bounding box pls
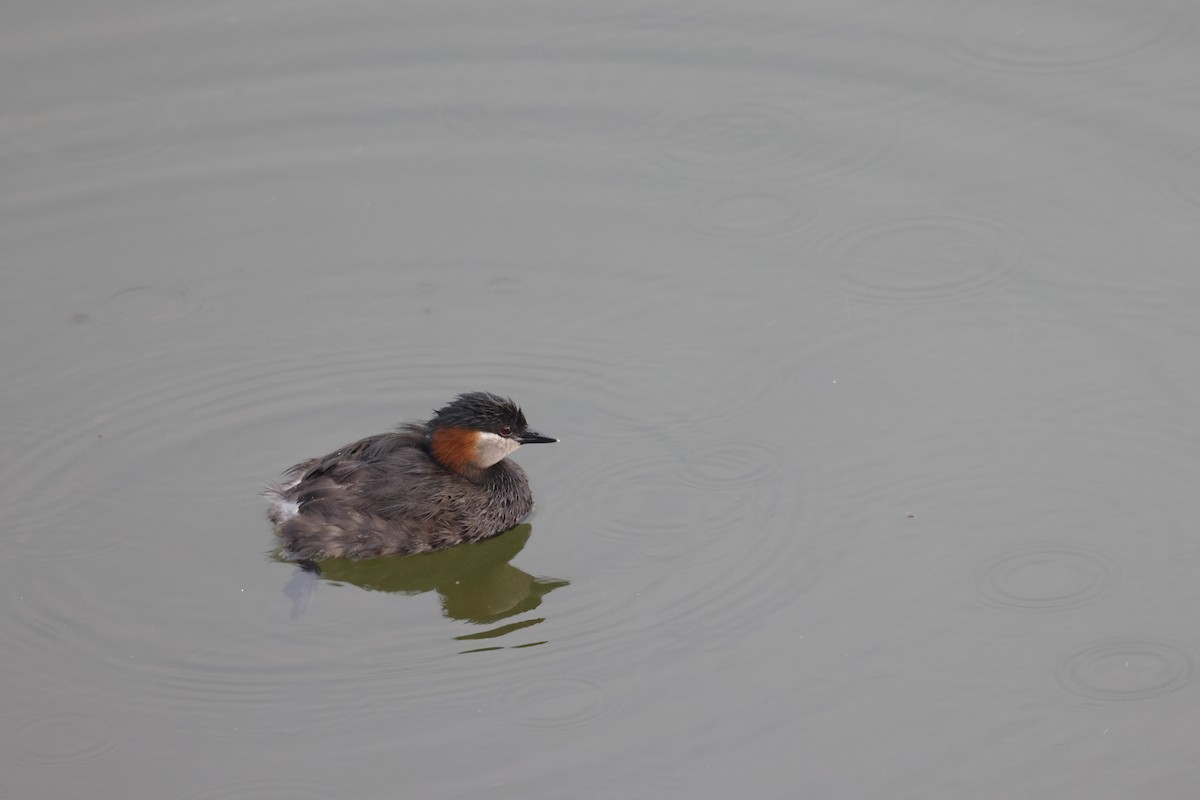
[431,392,528,434]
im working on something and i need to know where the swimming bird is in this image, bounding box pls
[266,392,556,559]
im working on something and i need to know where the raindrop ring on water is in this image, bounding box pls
[641,80,897,187]
[686,185,819,240]
[928,0,1181,73]
[1054,638,1196,703]
[177,775,365,800]
[4,711,123,768]
[5,90,177,168]
[677,439,786,491]
[973,544,1120,611]
[91,284,207,326]
[817,211,1024,305]
[494,675,616,729]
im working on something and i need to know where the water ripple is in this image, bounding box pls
[0,419,121,560]
[4,90,177,169]
[177,775,366,800]
[571,433,787,566]
[2,709,124,768]
[4,561,481,740]
[439,60,643,145]
[1163,140,1200,219]
[640,79,898,186]
[929,0,1183,73]
[1054,638,1197,703]
[555,429,829,646]
[685,184,819,240]
[625,471,833,644]
[815,211,1025,305]
[494,675,617,729]
[859,450,1197,614]
[677,439,786,492]
[973,544,1120,611]
[592,334,799,438]
[88,284,209,326]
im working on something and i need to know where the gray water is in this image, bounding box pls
[4,1,1200,797]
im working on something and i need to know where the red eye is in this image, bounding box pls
[499,426,513,436]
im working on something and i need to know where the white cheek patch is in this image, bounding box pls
[474,431,521,467]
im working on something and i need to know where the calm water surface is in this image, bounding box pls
[4,1,1200,797]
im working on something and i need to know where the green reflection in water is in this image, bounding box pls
[276,525,568,638]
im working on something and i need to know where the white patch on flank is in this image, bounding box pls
[474,431,521,468]
[271,497,301,521]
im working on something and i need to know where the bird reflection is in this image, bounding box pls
[278,525,567,633]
